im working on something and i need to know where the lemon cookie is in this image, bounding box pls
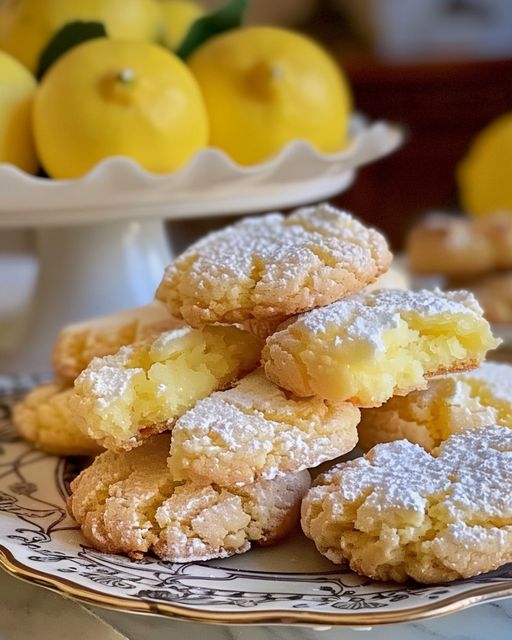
[71,324,262,451]
[407,212,512,279]
[302,425,512,583]
[168,368,360,487]
[14,383,101,456]
[475,211,512,269]
[69,435,310,561]
[53,301,177,381]
[263,288,498,407]
[358,362,512,451]
[406,213,494,278]
[156,204,392,327]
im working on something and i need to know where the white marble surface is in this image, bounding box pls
[92,599,512,640]
[0,570,123,640]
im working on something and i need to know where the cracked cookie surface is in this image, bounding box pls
[168,368,360,487]
[69,435,310,561]
[53,301,177,381]
[302,426,512,583]
[14,383,102,456]
[156,204,391,326]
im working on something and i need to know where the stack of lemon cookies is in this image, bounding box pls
[14,203,512,583]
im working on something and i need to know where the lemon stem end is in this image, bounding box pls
[117,68,136,85]
[271,64,283,82]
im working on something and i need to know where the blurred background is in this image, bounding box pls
[170,0,512,251]
[4,0,512,253]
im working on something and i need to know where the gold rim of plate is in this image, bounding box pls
[1,546,511,627]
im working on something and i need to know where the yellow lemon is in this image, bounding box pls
[0,0,162,73]
[159,0,204,51]
[33,38,209,178]
[458,112,512,217]
[188,26,352,166]
[0,50,37,173]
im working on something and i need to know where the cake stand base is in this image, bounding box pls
[0,219,172,375]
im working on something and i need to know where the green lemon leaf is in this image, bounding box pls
[176,0,248,60]
[37,21,107,80]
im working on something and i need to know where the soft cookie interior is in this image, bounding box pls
[263,289,499,407]
[71,325,262,450]
[53,301,176,381]
[358,362,512,451]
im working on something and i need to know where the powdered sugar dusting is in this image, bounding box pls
[169,369,359,486]
[303,426,512,581]
[69,435,309,562]
[337,424,512,509]
[179,205,385,280]
[294,288,486,340]
[52,301,181,381]
[157,204,392,325]
[75,346,140,402]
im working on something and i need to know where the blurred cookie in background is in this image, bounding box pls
[406,210,512,326]
[407,211,512,280]
[449,271,512,325]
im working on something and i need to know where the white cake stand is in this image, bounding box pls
[0,119,402,374]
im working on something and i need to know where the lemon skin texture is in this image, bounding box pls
[0,50,38,173]
[0,0,163,73]
[458,112,512,217]
[188,26,352,166]
[159,0,204,51]
[33,38,209,178]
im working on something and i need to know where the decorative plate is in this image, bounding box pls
[1,377,511,627]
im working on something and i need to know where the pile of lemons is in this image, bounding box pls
[0,0,352,179]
